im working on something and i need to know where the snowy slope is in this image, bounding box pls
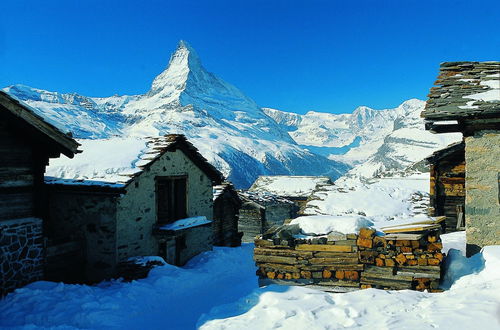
[4,41,347,188]
[264,99,462,178]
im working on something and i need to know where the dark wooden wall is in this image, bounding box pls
[430,157,465,232]
[213,190,241,246]
[0,120,46,221]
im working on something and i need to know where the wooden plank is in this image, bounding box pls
[382,224,441,234]
[313,252,358,258]
[254,248,313,258]
[384,233,424,241]
[296,244,352,252]
[309,257,359,265]
[381,217,445,229]
[253,254,299,265]
[258,263,301,273]
[315,280,360,288]
[301,264,365,271]
[360,277,412,289]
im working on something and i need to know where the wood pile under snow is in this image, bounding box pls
[254,216,445,292]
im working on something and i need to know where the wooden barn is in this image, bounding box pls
[422,61,500,256]
[213,183,242,247]
[249,176,333,210]
[426,141,465,232]
[238,191,299,243]
[44,134,224,283]
[0,91,79,296]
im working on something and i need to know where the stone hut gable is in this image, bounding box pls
[423,61,500,256]
[122,134,224,187]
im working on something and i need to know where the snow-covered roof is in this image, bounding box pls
[46,134,224,187]
[423,62,500,123]
[425,141,464,163]
[249,176,332,198]
[213,182,239,202]
[238,190,295,207]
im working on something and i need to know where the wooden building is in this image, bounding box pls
[44,134,224,283]
[238,191,299,242]
[249,176,333,210]
[213,183,242,247]
[0,91,79,296]
[422,61,500,256]
[426,141,465,232]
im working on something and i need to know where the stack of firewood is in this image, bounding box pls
[254,223,444,292]
[357,228,443,291]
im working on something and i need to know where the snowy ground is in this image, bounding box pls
[1,232,499,330]
[1,175,499,329]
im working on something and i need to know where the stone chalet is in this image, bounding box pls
[44,134,225,283]
[0,91,80,296]
[422,61,500,256]
[249,176,333,210]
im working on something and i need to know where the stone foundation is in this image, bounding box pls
[1,217,44,296]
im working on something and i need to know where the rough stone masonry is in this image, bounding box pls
[465,131,500,256]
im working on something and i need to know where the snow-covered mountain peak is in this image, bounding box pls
[148,40,201,96]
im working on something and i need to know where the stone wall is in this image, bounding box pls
[465,131,500,256]
[46,189,118,282]
[116,149,214,263]
[265,203,299,228]
[1,217,44,296]
[239,203,264,243]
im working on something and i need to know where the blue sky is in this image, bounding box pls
[1,0,499,114]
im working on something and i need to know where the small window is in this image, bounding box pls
[156,176,187,224]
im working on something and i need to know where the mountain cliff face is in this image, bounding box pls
[4,41,348,188]
[264,99,462,178]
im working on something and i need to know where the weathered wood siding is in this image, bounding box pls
[0,121,37,220]
[213,192,241,246]
[430,157,465,232]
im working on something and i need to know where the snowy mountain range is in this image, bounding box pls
[3,40,460,187]
[264,100,461,178]
[3,41,347,188]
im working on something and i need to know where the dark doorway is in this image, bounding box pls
[156,176,187,224]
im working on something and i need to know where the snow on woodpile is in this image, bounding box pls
[289,215,374,236]
[249,175,332,198]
